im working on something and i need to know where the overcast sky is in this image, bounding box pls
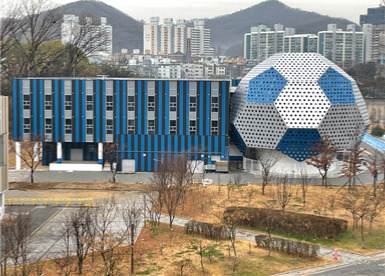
[57,0,382,24]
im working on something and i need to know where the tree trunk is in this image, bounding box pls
[360,218,365,248]
[373,175,377,197]
[369,217,374,234]
[30,171,34,183]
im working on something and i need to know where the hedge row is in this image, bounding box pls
[224,207,347,239]
[185,220,227,240]
[255,235,320,258]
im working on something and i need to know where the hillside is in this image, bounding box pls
[205,0,357,56]
[58,0,143,53]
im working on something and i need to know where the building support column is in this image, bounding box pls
[243,156,246,171]
[15,142,21,170]
[57,142,62,163]
[98,142,103,164]
[33,142,39,162]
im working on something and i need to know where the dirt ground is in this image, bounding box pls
[34,224,331,276]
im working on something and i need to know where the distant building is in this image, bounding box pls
[0,96,8,219]
[143,18,213,56]
[61,14,113,58]
[284,34,318,53]
[244,24,286,62]
[360,5,385,63]
[318,24,364,65]
[182,64,204,79]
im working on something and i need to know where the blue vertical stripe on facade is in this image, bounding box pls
[12,80,17,139]
[154,135,158,171]
[127,135,132,159]
[141,135,145,171]
[115,81,120,136]
[148,135,152,171]
[82,80,86,141]
[144,81,148,135]
[206,82,211,135]
[32,80,37,135]
[95,80,100,142]
[137,81,142,134]
[181,136,185,155]
[75,80,80,142]
[61,80,65,140]
[215,136,219,156]
[208,136,212,164]
[194,136,199,159]
[134,135,138,171]
[54,80,59,141]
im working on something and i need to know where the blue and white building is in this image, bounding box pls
[13,79,230,172]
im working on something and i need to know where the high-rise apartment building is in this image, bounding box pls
[143,18,212,56]
[284,34,318,53]
[318,24,364,65]
[61,14,113,57]
[244,24,287,62]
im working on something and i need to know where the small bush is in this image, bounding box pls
[371,125,385,137]
[255,235,320,258]
[185,220,227,240]
[224,207,348,239]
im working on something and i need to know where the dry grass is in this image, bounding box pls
[25,224,330,276]
[171,183,385,254]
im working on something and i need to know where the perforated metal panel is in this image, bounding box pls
[230,53,370,162]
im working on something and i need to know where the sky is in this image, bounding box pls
[56,0,382,24]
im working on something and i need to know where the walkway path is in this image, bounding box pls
[159,215,385,276]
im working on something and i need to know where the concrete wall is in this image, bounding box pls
[0,96,9,219]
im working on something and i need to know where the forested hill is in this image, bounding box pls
[205,0,357,56]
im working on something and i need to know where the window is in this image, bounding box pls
[128,96,135,111]
[65,95,72,111]
[23,118,30,133]
[189,120,196,135]
[86,119,93,135]
[106,95,113,111]
[189,96,196,112]
[86,95,93,111]
[65,119,72,134]
[211,96,219,112]
[45,118,52,134]
[148,96,155,111]
[45,95,52,111]
[148,119,155,134]
[170,96,177,112]
[211,120,218,135]
[127,119,135,134]
[23,95,30,110]
[106,119,113,134]
[170,120,177,135]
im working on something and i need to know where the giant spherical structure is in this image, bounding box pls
[230,53,370,162]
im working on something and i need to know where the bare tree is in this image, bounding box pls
[253,149,281,195]
[0,212,32,276]
[340,140,364,193]
[103,142,119,183]
[53,223,75,276]
[61,14,112,77]
[11,135,48,183]
[339,191,360,231]
[299,170,310,207]
[367,193,385,234]
[366,151,380,197]
[275,174,294,211]
[189,239,207,273]
[380,154,385,193]
[120,204,143,275]
[306,135,337,188]
[262,201,277,257]
[65,207,95,275]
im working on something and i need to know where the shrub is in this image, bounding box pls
[255,235,320,258]
[224,207,347,239]
[371,125,385,137]
[185,220,227,240]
